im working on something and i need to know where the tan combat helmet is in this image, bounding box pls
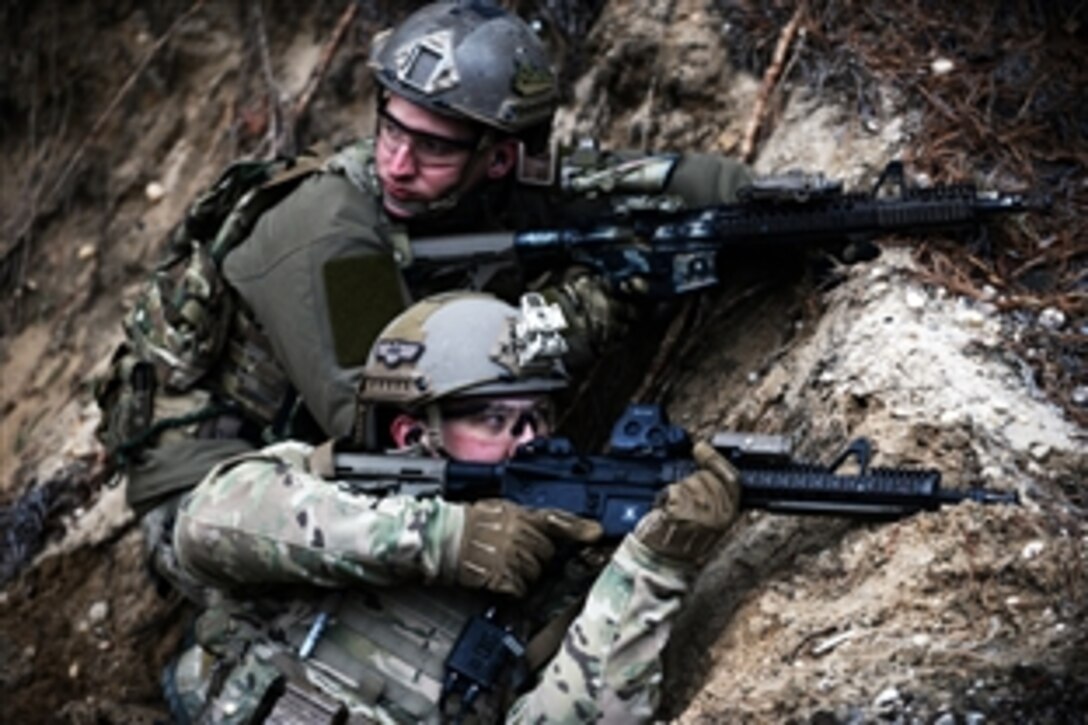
[368,1,558,137]
[356,292,569,447]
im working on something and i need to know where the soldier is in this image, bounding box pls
[166,291,742,722]
[99,1,750,597]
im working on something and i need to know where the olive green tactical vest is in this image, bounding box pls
[97,143,379,492]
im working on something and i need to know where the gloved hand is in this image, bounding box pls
[634,441,741,564]
[541,267,643,364]
[455,500,603,597]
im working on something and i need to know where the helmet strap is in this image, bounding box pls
[351,401,370,448]
[421,403,449,456]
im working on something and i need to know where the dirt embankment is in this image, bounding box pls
[1,1,1085,722]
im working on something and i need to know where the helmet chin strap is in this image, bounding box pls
[420,404,449,457]
[386,184,467,218]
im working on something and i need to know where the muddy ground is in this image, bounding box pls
[1,1,1085,722]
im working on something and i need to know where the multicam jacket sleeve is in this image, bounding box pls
[508,535,696,724]
[176,441,702,723]
[173,441,464,590]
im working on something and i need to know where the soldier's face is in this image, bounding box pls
[375,96,485,217]
[391,395,553,464]
[439,396,553,463]
[375,95,517,218]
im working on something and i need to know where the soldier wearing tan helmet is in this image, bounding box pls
[166,292,742,722]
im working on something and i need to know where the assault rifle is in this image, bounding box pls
[333,404,1018,537]
[407,160,1047,298]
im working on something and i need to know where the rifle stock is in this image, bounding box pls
[333,405,1018,538]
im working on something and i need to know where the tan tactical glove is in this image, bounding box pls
[542,267,643,365]
[456,500,603,597]
[634,441,741,565]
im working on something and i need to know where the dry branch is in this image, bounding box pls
[631,297,696,404]
[251,0,287,157]
[739,2,807,163]
[289,2,360,139]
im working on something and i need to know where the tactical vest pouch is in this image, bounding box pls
[128,238,235,393]
[95,146,332,462]
[216,309,293,429]
[164,640,217,722]
[93,343,156,462]
[205,650,284,724]
[185,607,289,723]
[441,606,527,720]
[127,157,289,394]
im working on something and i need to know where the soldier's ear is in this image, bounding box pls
[486,139,518,179]
[390,414,425,448]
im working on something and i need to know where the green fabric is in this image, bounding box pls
[222,172,399,438]
[323,254,406,368]
[664,152,753,205]
[126,437,255,516]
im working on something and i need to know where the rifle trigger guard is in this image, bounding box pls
[828,438,873,474]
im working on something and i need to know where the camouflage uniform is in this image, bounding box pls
[160,287,742,722]
[172,441,697,723]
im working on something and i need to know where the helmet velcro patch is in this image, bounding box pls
[373,339,425,368]
[393,29,460,95]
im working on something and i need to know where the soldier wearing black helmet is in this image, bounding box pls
[367,0,560,218]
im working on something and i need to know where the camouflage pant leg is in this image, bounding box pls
[507,536,695,724]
